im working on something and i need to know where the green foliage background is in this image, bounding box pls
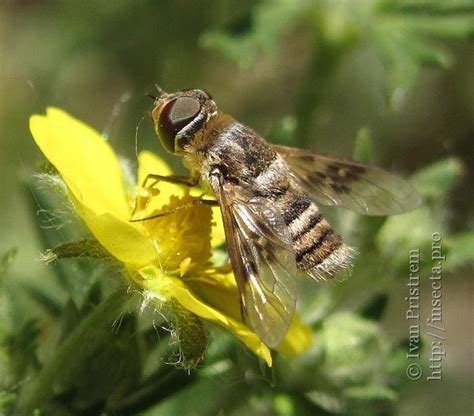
[0,1,473,415]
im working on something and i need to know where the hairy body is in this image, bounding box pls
[149,88,420,347]
[184,114,349,278]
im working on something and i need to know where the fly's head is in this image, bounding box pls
[150,89,217,155]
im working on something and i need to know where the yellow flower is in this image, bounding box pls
[29,107,312,366]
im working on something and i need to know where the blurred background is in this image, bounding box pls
[1,1,473,415]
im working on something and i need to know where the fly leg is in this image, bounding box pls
[130,173,217,222]
[131,174,200,217]
[141,174,199,188]
[130,198,218,222]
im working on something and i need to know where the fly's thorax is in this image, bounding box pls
[183,116,283,187]
[181,112,237,179]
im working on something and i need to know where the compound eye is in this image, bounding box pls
[158,97,201,153]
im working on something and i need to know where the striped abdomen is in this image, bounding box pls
[281,188,351,279]
[252,156,351,279]
[194,119,352,279]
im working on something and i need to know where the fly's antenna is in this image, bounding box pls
[154,83,165,97]
[146,83,166,101]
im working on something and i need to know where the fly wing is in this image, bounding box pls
[210,175,297,348]
[274,145,422,215]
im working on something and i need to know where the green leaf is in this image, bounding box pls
[319,313,387,384]
[0,248,17,281]
[112,365,198,416]
[403,37,453,68]
[54,299,80,347]
[412,158,464,201]
[16,291,133,414]
[79,279,103,315]
[0,392,16,413]
[388,15,474,40]
[374,2,474,104]
[273,394,297,416]
[202,0,472,116]
[4,320,41,379]
[23,285,63,317]
[140,368,247,416]
[268,115,298,146]
[379,1,474,17]
[201,0,305,67]
[384,340,416,383]
[344,384,397,401]
[353,127,374,163]
[305,390,347,414]
[376,158,463,265]
[359,293,388,321]
[444,232,474,271]
[376,206,436,264]
[374,30,424,106]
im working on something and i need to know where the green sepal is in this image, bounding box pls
[26,174,97,298]
[163,300,208,370]
[40,239,116,264]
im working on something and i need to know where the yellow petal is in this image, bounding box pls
[167,279,273,366]
[137,151,226,248]
[190,268,313,355]
[211,206,226,248]
[30,108,130,220]
[138,267,272,366]
[141,195,213,271]
[69,192,158,267]
[277,315,313,355]
[137,150,189,212]
[185,269,241,322]
[137,150,172,182]
[80,213,158,267]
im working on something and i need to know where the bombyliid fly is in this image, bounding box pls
[135,88,421,348]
